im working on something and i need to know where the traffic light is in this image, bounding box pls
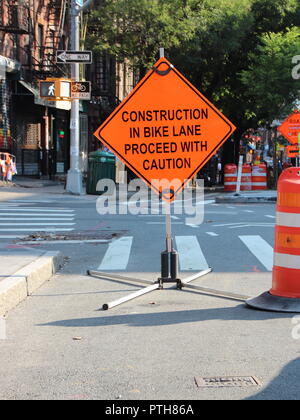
[39,78,72,100]
[39,81,56,98]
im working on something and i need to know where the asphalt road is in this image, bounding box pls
[2,190,300,401]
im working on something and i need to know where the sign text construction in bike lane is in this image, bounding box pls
[94,57,236,201]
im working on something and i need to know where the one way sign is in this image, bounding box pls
[56,50,92,64]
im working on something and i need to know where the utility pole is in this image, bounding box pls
[66,0,93,194]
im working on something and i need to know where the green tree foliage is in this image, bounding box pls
[87,0,300,159]
[87,0,196,71]
[240,27,300,124]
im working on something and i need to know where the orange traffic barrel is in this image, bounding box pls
[224,164,237,192]
[246,167,300,312]
[252,163,267,190]
[241,164,252,191]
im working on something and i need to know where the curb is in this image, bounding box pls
[215,195,277,204]
[0,251,64,316]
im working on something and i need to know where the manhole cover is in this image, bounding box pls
[195,376,261,388]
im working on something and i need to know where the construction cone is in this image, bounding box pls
[247,167,300,312]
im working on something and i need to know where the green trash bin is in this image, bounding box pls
[86,150,116,195]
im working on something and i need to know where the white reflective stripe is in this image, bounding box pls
[241,182,252,185]
[276,212,300,228]
[274,252,300,270]
[224,174,237,177]
[252,182,267,186]
[224,182,237,185]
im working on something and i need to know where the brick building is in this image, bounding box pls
[0,0,76,178]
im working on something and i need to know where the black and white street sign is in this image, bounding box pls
[71,81,91,100]
[56,50,92,64]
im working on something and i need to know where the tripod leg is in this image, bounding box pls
[181,268,212,285]
[102,282,160,310]
[88,270,154,285]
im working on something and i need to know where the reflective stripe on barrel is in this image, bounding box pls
[241,164,252,191]
[252,163,267,190]
[224,164,237,192]
[270,168,300,298]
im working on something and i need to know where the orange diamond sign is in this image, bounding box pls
[277,110,300,145]
[94,57,236,201]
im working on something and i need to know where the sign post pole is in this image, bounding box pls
[65,0,93,195]
[158,48,179,286]
[66,0,83,195]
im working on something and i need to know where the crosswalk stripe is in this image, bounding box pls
[0,208,74,212]
[0,235,27,239]
[175,235,209,271]
[0,213,74,217]
[6,200,54,203]
[0,218,74,221]
[0,223,75,225]
[239,235,273,271]
[98,236,133,270]
[0,228,74,232]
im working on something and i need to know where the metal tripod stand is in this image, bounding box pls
[88,199,214,310]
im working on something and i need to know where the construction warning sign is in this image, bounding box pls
[278,110,300,145]
[94,57,236,200]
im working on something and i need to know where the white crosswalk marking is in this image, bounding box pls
[0,208,73,212]
[239,235,273,271]
[0,204,75,235]
[94,233,274,273]
[98,236,133,270]
[175,235,209,271]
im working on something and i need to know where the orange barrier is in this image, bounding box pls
[246,167,300,312]
[251,163,267,190]
[240,164,252,191]
[224,164,237,192]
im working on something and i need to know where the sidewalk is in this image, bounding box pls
[0,248,64,316]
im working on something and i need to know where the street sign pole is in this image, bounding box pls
[66,0,93,194]
[159,48,179,285]
[66,0,83,195]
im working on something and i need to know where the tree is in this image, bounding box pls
[87,0,197,73]
[240,27,300,124]
[87,0,300,164]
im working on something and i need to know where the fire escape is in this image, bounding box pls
[0,0,69,82]
[0,0,30,35]
[32,0,69,80]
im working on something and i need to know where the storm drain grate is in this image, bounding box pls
[195,376,261,388]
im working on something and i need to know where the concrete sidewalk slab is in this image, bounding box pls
[0,251,64,316]
[216,190,277,204]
